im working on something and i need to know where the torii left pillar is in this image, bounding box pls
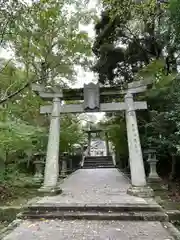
[39,97,62,195]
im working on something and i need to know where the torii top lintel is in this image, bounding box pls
[32,80,151,101]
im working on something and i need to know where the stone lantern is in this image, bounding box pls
[61,152,68,178]
[33,152,45,185]
[147,149,161,183]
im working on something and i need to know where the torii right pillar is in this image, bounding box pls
[125,92,153,198]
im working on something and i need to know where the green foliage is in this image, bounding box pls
[60,115,85,152]
[136,59,176,83]
[93,0,178,86]
[0,0,94,106]
[99,116,128,158]
[0,0,92,189]
[169,0,180,43]
[0,120,46,162]
[93,0,180,170]
[8,0,93,85]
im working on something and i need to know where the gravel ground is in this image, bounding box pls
[36,169,149,205]
[3,220,174,240]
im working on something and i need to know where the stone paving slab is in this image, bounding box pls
[2,220,174,240]
[33,169,155,206]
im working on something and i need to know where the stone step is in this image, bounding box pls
[83,165,114,168]
[83,161,113,164]
[84,157,113,161]
[85,156,112,161]
[83,156,114,167]
[23,203,163,213]
[84,162,113,166]
[84,159,113,161]
[19,211,168,221]
[83,166,115,169]
[83,165,115,168]
[85,156,112,159]
[83,163,114,166]
[83,162,114,165]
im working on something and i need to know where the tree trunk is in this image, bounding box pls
[169,154,176,181]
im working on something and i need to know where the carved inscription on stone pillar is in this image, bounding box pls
[83,83,100,112]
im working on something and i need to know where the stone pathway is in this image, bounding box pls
[3,220,174,240]
[2,169,179,239]
[35,169,148,205]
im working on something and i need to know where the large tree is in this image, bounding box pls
[92,0,178,86]
[0,0,94,104]
[93,0,180,180]
[0,0,93,181]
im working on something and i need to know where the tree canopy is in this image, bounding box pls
[93,0,180,180]
[93,0,178,86]
[0,0,94,175]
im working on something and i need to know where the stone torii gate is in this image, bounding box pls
[32,81,153,197]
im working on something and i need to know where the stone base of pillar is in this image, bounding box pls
[148,176,162,183]
[127,185,154,198]
[38,185,62,196]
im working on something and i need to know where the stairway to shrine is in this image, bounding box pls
[2,169,180,240]
[83,156,114,168]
